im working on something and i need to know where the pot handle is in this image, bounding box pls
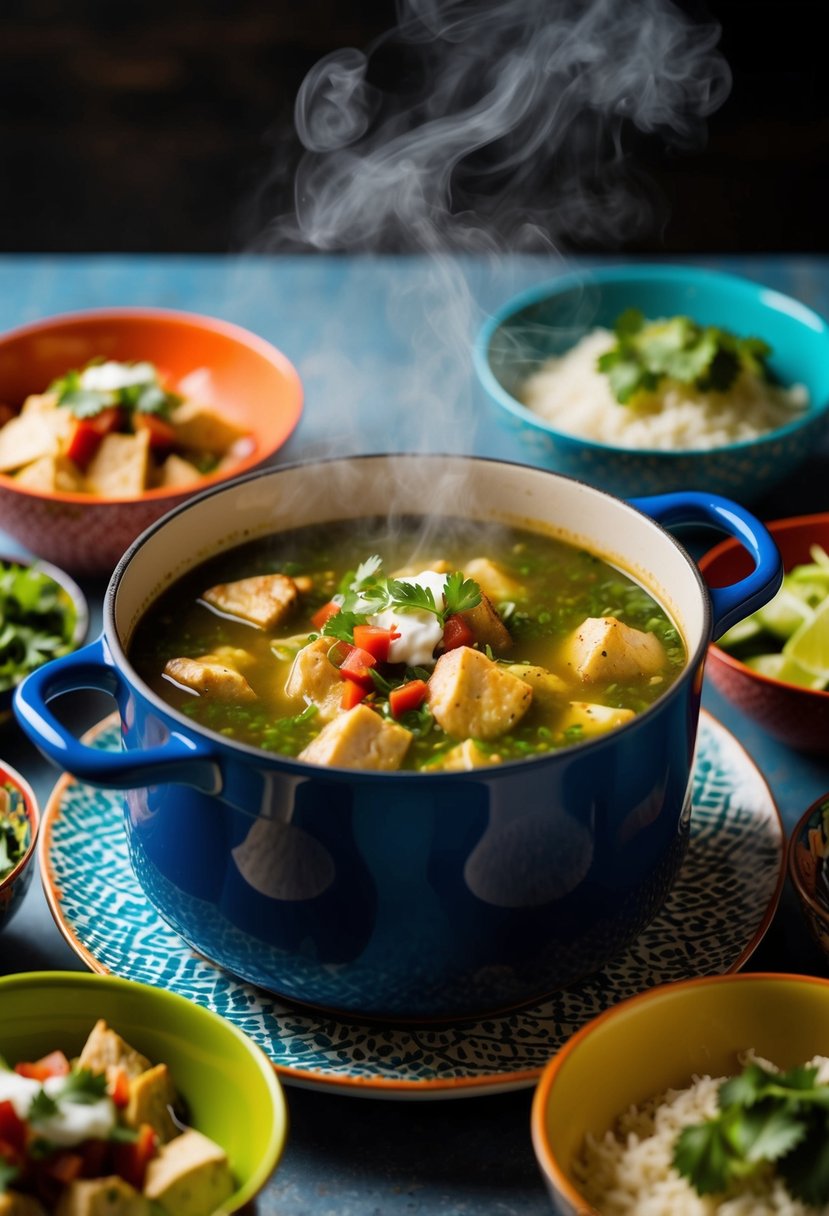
[13,636,221,792]
[629,491,782,639]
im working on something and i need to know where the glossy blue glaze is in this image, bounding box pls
[13,457,781,1019]
[475,263,829,501]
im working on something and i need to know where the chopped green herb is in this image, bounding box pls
[322,560,482,645]
[28,1086,59,1122]
[49,359,181,420]
[596,308,772,404]
[0,1158,20,1193]
[673,1059,829,1205]
[56,1068,108,1105]
[0,561,77,693]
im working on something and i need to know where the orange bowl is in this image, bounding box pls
[699,512,829,754]
[0,308,303,574]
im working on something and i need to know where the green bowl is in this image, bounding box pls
[0,970,288,1212]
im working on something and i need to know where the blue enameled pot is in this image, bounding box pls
[13,456,781,1020]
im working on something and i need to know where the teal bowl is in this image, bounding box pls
[0,971,288,1211]
[474,264,829,501]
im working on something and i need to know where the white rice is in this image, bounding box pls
[520,328,809,450]
[572,1053,829,1215]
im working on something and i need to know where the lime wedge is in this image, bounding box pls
[783,596,829,680]
[745,653,828,689]
[754,587,814,639]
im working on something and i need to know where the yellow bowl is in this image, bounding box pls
[531,972,829,1215]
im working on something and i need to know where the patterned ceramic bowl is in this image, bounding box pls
[0,308,303,574]
[788,794,829,961]
[0,971,288,1212]
[473,264,829,501]
[532,972,829,1215]
[0,758,39,929]
[699,513,829,754]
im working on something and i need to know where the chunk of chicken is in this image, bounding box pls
[428,646,533,741]
[299,704,412,770]
[168,400,249,453]
[202,573,299,630]
[557,701,635,740]
[426,739,502,771]
[0,408,70,472]
[463,558,524,605]
[163,654,256,701]
[123,1062,179,1144]
[507,663,568,709]
[55,1179,148,1216]
[155,452,202,488]
[561,616,667,684]
[144,1129,234,1216]
[84,430,151,497]
[460,591,512,654]
[13,453,83,492]
[77,1020,151,1079]
[285,637,344,722]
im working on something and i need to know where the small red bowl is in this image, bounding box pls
[788,794,829,963]
[0,308,303,574]
[699,513,829,754]
[0,759,39,930]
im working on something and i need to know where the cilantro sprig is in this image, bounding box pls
[321,558,481,645]
[597,309,772,404]
[673,1059,829,1205]
[0,561,77,693]
[49,359,181,420]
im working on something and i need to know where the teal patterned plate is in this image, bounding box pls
[40,711,784,1100]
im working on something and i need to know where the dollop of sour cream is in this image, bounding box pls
[369,570,448,668]
[0,1068,117,1147]
[79,360,157,392]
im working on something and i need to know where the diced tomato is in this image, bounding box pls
[108,1066,131,1108]
[352,624,400,662]
[113,1123,158,1190]
[43,1151,84,1185]
[0,1100,26,1153]
[311,601,340,631]
[341,680,368,709]
[339,645,377,688]
[134,412,178,449]
[441,614,474,652]
[14,1050,71,1082]
[64,406,122,468]
[389,679,429,718]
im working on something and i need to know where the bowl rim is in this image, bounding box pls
[787,793,829,922]
[0,968,289,1210]
[0,304,304,506]
[474,261,829,458]
[0,756,40,891]
[700,510,829,699]
[530,969,829,1212]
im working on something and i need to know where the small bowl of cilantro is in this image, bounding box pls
[474,263,829,501]
[0,555,89,720]
[532,972,829,1216]
[700,512,829,755]
[0,759,39,929]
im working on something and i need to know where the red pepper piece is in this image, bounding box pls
[134,412,178,449]
[14,1049,71,1081]
[113,1123,158,1190]
[389,679,429,718]
[441,614,474,651]
[352,624,400,662]
[64,406,122,468]
[341,680,368,709]
[339,645,377,688]
[0,1100,26,1153]
[311,601,340,631]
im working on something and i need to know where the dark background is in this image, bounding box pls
[1,0,827,255]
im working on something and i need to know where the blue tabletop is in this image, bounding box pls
[2,252,829,1216]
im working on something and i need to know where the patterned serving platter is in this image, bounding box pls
[40,711,784,1100]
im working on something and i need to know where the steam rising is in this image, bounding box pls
[254,0,731,254]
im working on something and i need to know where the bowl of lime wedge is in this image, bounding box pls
[700,513,829,753]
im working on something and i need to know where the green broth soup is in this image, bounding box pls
[129,516,686,771]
